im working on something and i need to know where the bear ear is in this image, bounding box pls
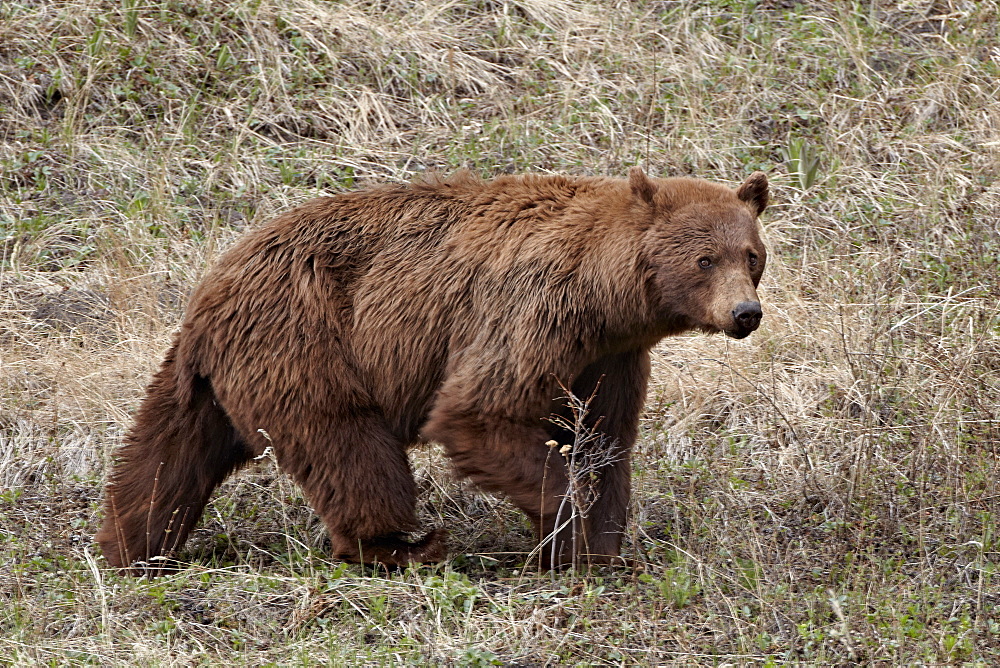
[737,171,769,217]
[629,166,656,206]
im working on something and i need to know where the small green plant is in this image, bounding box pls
[639,568,701,609]
[458,646,502,666]
[782,137,822,190]
[122,0,139,40]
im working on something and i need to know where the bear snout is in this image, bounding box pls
[726,301,763,338]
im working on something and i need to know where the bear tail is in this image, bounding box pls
[95,347,251,574]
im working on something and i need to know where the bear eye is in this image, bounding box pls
[698,257,712,269]
[748,252,758,267]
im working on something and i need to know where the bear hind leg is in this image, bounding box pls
[329,528,448,566]
[97,367,252,574]
[282,415,447,567]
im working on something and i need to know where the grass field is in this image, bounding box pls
[2,0,999,664]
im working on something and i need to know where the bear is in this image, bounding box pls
[96,166,768,572]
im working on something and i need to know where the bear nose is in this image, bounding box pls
[732,301,762,331]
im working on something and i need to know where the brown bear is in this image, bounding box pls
[96,167,768,572]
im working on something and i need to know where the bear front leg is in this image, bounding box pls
[423,406,578,568]
[547,348,651,565]
[425,347,650,569]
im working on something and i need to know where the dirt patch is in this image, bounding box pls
[30,288,116,341]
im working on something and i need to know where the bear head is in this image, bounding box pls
[633,167,769,340]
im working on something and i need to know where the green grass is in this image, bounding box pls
[2,0,1000,664]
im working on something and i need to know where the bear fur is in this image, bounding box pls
[96,167,768,572]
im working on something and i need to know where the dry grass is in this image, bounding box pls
[2,0,1000,664]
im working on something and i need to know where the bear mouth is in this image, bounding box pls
[724,328,754,340]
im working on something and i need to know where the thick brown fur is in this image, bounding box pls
[96,168,768,572]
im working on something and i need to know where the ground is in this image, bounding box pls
[1,0,999,664]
